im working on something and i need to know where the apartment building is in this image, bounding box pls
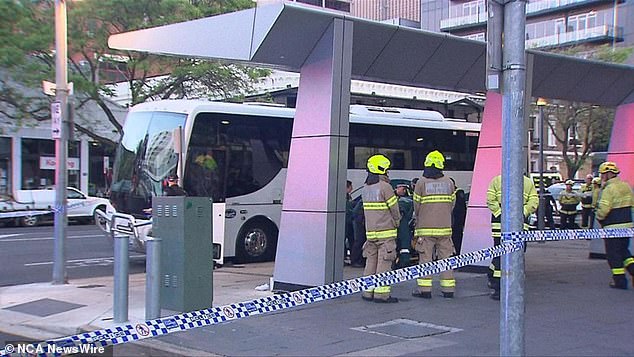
[437,0,633,55]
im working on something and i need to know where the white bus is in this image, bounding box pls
[109,100,481,264]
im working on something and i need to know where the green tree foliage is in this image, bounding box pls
[535,44,631,178]
[0,0,268,148]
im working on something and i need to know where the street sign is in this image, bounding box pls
[42,80,74,96]
[51,101,62,139]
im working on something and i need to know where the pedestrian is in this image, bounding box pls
[411,150,456,299]
[580,174,595,229]
[594,161,634,289]
[345,180,355,265]
[164,174,187,196]
[395,183,413,268]
[543,186,557,229]
[350,195,365,268]
[361,154,401,303]
[559,180,580,229]
[486,174,538,300]
[450,177,467,255]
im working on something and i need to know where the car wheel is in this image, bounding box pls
[21,215,39,227]
[234,220,278,263]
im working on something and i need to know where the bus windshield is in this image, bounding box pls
[110,111,186,217]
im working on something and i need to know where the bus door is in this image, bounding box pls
[212,202,226,265]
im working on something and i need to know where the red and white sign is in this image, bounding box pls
[39,156,80,171]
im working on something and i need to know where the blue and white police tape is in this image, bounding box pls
[503,227,634,243]
[3,226,632,356]
[0,241,524,357]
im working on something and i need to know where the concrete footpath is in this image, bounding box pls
[1,240,632,356]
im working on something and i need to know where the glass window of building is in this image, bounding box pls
[21,139,80,189]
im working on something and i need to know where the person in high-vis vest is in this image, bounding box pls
[361,154,401,303]
[486,174,538,300]
[580,174,595,229]
[591,177,602,209]
[595,161,634,289]
[559,180,581,229]
[412,150,456,299]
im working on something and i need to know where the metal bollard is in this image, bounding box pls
[145,237,162,320]
[113,233,129,323]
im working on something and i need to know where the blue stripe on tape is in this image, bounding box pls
[2,227,631,356]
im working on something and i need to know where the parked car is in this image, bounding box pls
[0,187,114,227]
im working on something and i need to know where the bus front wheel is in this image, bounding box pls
[235,220,278,263]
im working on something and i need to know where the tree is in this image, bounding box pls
[0,0,268,149]
[536,44,632,179]
[542,102,613,179]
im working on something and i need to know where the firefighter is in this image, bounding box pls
[411,150,456,299]
[595,161,634,289]
[580,174,595,229]
[559,180,581,229]
[361,154,401,303]
[486,174,539,300]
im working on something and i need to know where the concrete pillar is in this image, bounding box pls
[461,91,503,267]
[606,103,634,186]
[273,18,353,290]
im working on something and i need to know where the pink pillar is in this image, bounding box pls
[272,19,352,289]
[461,91,503,266]
[606,103,634,186]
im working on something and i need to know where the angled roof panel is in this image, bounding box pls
[413,36,485,92]
[108,8,257,62]
[350,20,398,77]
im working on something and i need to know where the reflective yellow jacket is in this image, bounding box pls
[596,177,634,229]
[486,175,539,219]
[362,175,401,240]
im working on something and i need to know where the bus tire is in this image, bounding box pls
[235,219,278,263]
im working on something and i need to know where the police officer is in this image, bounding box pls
[559,180,580,229]
[361,154,401,303]
[412,150,456,299]
[486,174,538,300]
[580,174,595,229]
[395,184,413,268]
[164,174,187,196]
[595,161,634,289]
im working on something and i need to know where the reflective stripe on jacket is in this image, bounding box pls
[413,175,455,237]
[362,176,401,240]
[596,177,634,228]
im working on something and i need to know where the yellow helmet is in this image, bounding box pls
[592,177,601,185]
[367,154,391,175]
[598,161,620,174]
[565,180,574,185]
[424,150,445,169]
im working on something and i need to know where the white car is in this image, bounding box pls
[4,187,115,227]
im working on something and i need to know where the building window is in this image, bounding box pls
[21,139,80,189]
[0,138,11,194]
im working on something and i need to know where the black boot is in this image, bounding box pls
[609,275,628,290]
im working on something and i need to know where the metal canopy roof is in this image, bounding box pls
[109,2,634,106]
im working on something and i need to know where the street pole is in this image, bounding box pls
[500,0,527,355]
[52,0,69,285]
[537,99,546,231]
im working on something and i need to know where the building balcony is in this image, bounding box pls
[440,0,622,31]
[440,12,487,31]
[526,25,624,49]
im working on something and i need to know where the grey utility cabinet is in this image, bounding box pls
[153,196,213,312]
